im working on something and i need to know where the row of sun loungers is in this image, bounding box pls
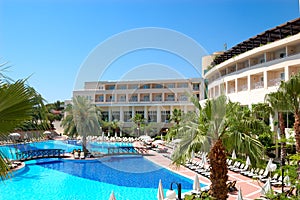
[226,159,288,187]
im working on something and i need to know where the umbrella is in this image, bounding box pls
[232,149,237,160]
[172,139,181,144]
[266,159,276,172]
[201,153,207,166]
[157,179,164,200]
[153,140,165,145]
[191,150,195,159]
[43,131,51,135]
[246,156,251,166]
[9,133,21,137]
[284,175,290,186]
[193,174,201,193]
[261,178,272,195]
[237,187,243,200]
[109,191,116,200]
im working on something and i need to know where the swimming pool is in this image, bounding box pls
[0,141,206,200]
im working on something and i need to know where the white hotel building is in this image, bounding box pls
[202,18,300,107]
[73,78,203,129]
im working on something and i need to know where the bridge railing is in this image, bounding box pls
[94,146,149,156]
[15,149,65,161]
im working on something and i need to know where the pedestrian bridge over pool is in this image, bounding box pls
[91,146,150,157]
[15,149,66,161]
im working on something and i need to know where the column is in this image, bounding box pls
[264,70,268,89]
[157,106,161,123]
[120,107,124,122]
[284,66,289,81]
[144,106,148,122]
[132,106,135,118]
[235,78,238,93]
[108,108,112,122]
[247,74,251,91]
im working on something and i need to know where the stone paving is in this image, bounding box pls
[143,148,284,200]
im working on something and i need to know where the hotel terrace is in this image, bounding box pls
[73,78,204,129]
[202,18,300,108]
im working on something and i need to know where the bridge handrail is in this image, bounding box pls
[15,149,65,161]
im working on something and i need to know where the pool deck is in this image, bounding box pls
[9,139,285,200]
[136,142,283,200]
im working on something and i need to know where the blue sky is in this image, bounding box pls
[0,0,298,103]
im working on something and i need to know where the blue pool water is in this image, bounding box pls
[0,141,206,200]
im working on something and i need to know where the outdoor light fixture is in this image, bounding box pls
[166,182,182,200]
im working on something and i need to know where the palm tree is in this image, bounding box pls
[265,91,289,164]
[71,96,101,154]
[61,104,78,138]
[276,73,300,179]
[132,113,144,136]
[172,96,265,199]
[279,73,300,153]
[170,108,182,125]
[0,80,36,180]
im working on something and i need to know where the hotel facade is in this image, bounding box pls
[202,18,300,108]
[73,78,203,129]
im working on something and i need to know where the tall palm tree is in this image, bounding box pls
[265,91,289,168]
[132,113,144,136]
[72,96,101,154]
[61,104,78,138]
[277,73,300,179]
[172,96,265,199]
[279,73,300,153]
[0,80,36,180]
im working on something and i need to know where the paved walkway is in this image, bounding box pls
[141,146,283,200]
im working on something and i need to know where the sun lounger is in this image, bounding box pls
[261,173,278,183]
[74,151,79,159]
[232,163,244,172]
[253,170,268,180]
[80,152,85,159]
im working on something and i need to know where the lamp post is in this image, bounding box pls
[166,182,182,200]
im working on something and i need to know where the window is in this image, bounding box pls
[280,72,285,80]
[167,83,175,88]
[161,111,170,123]
[148,111,157,122]
[112,111,120,121]
[129,84,138,89]
[124,111,132,122]
[280,53,286,58]
[129,95,138,102]
[108,85,115,90]
[118,85,127,90]
[142,84,150,89]
[178,83,188,88]
[143,95,150,101]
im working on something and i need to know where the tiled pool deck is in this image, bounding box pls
[139,143,284,200]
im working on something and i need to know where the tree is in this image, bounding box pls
[71,96,101,154]
[278,73,300,179]
[132,113,144,136]
[61,104,78,138]
[265,91,289,164]
[0,80,36,180]
[171,96,265,199]
[170,108,182,125]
